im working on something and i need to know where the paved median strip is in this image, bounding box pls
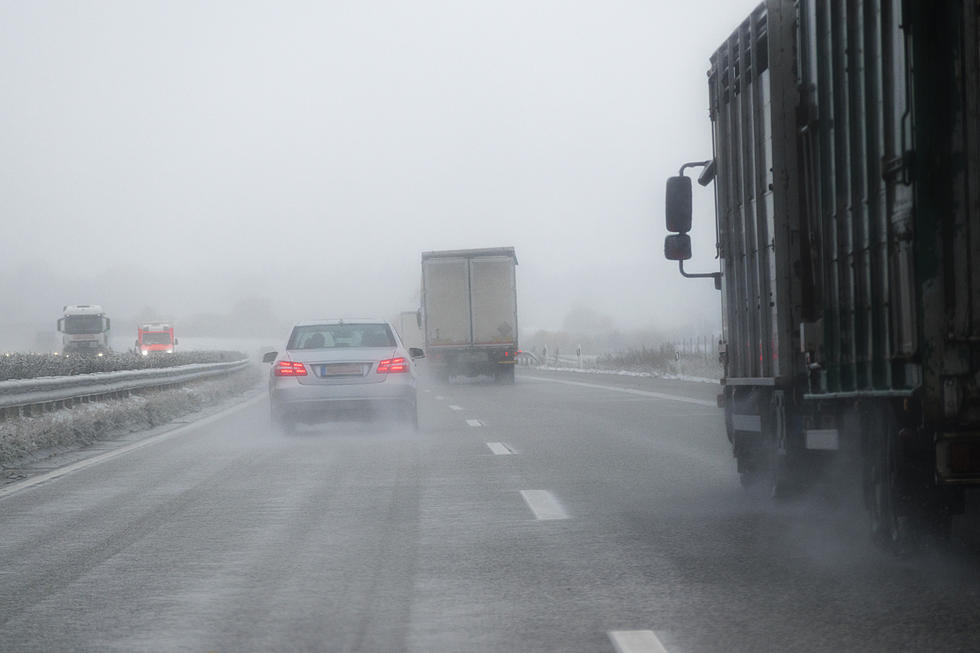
[466,419,483,427]
[608,630,670,653]
[520,490,569,520]
[486,442,515,455]
[525,376,716,408]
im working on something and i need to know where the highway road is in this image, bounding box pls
[2,369,980,652]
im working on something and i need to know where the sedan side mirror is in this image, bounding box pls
[664,234,692,261]
[408,347,425,359]
[262,351,278,363]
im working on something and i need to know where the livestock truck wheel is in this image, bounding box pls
[733,406,800,499]
[864,407,951,552]
[737,447,794,499]
[866,416,911,551]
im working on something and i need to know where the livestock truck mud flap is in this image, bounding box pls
[935,433,980,484]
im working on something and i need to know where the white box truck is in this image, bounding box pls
[421,247,518,383]
[57,305,111,355]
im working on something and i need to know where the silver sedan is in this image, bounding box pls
[264,319,423,432]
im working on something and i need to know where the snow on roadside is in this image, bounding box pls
[0,365,262,468]
[530,365,719,385]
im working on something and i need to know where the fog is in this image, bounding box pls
[1,0,759,347]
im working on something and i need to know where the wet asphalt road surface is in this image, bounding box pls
[2,369,980,652]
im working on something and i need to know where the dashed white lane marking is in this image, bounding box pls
[434,395,445,400]
[520,490,569,520]
[466,419,483,427]
[0,394,265,501]
[608,630,670,653]
[449,405,463,411]
[423,389,431,393]
[526,376,716,408]
[486,442,515,455]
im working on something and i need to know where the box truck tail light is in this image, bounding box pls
[275,361,308,377]
[377,357,408,374]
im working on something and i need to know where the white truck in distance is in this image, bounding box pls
[421,247,518,384]
[394,310,424,351]
[57,305,111,355]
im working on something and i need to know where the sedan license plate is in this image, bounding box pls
[318,363,365,377]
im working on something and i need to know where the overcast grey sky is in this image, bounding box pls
[1,0,760,337]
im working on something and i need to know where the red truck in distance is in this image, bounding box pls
[136,323,177,356]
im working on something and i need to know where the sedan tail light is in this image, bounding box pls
[377,357,408,374]
[275,360,308,377]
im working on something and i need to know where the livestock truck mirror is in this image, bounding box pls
[664,234,692,261]
[416,310,422,329]
[57,318,65,332]
[262,351,278,363]
[665,175,693,233]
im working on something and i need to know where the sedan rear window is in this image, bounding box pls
[287,323,396,350]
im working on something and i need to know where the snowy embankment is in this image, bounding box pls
[0,364,262,468]
[0,350,244,382]
[531,365,719,385]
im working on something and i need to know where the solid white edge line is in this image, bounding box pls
[434,395,445,400]
[525,375,716,407]
[486,442,514,455]
[0,394,265,501]
[520,489,569,520]
[608,630,670,653]
[448,405,463,411]
[466,419,483,427]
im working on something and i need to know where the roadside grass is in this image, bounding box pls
[0,365,261,468]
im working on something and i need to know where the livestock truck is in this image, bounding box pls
[664,0,979,549]
[136,323,177,355]
[421,247,519,383]
[57,305,111,356]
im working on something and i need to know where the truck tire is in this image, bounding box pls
[864,405,951,552]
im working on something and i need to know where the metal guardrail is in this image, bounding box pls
[0,359,251,420]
